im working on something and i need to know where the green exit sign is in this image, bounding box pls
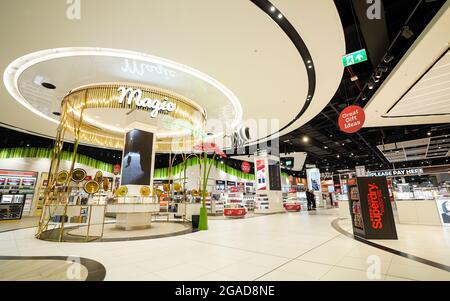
[342,49,368,67]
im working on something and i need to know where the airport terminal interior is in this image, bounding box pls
[0,0,449,281]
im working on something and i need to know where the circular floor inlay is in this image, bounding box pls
[67,222,192,241]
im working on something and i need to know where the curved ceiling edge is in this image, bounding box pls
[248,0,316,144]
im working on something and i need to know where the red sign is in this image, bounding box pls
[338,105,365,133]
[241,161,251,173]
[113,164,121,175]
[230,187,238,193]
[367,183,385,229]
[224,208,246,217]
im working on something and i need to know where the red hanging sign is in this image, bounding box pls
[338,105,365,133]
[241,161,251,174]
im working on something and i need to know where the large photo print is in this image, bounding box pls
[121,129,153,185]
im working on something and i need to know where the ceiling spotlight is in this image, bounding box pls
[303,136,309,143]
[350,75,359,82]
[277,13,283,19]
[337,154,340,158]
[270,6,276,12]
[383,54,394,64]
[427,131,431,136]
[41,82,56,90]
[361,94,367,101]
[324,146,328,149]
[373,76,380,83]
[308,65,313,69]
[401,26,414,39]
[307,60,311,64]
[368,82,374,90]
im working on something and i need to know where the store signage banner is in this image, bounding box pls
[357,177,397,239]
[117,86,177,118]
[368,168,423,177]
[241,161,251,174]
[338,105,365,133]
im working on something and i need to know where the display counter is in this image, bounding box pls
[338,200,351,219]
[177,203,201,221]
[395,200,441,226]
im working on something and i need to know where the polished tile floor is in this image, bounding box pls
[0,210,449,281]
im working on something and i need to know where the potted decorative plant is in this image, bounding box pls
[193,143,226,230]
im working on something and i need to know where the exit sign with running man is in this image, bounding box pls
[342,49,368,67]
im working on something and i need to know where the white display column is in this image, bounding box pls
[115,120,159,230]
[254,152,284,214]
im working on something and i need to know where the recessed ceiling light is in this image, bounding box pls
[337,154,340,158]
[41,82,56,89]
[324,146,328,149]
[303,136,309,142]
[307,60,311,64]
[277,13,283,19]
[270,6,276,12]
[427,132,431,136]
[308,65,312,69]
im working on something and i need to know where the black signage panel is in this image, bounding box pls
[356,177,397,239]
[226,181,236,186]
[268,159,282,191]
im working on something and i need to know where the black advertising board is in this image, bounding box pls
[268,159,282,191]
[353,177,397,240]
[226,181,236,187]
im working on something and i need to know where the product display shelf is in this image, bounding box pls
[205,193,224,215]
[347,181,364,236]
[243,193,255,211]
[255,193,270,211]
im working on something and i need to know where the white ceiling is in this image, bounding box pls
[364,2,450,127]
[377,135,450,163]
[0,0,345,147]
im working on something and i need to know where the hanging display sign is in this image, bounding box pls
[368,168,423,177]
[241,161,251,174]
[118,86,177,118]
[227,181,236,187]
[342,49,368,67]
[338,105,365,133]
[355,166,367,177]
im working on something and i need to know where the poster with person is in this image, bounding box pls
[436,199,450,226]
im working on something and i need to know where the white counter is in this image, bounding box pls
[395,200,441,226]
[338,200,351,219]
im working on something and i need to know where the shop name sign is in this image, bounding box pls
[118,86,177,118]
[368,168,423,177]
